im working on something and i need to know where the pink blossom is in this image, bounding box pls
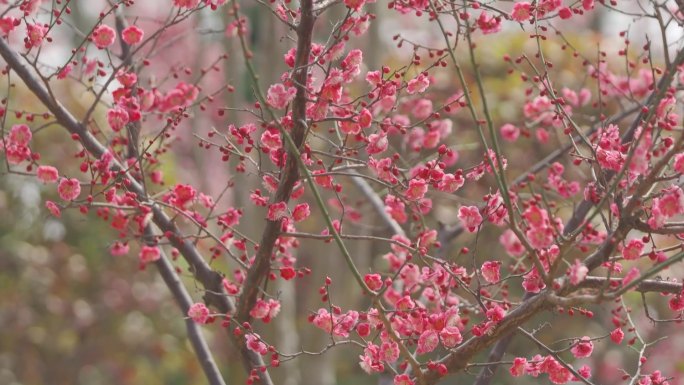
[266,83,296,109]
[522,269,546,293]
[511,2,532,22]
[523,205,549,228]
[622,239,645,260]
[476,12,501,34]
[9,124,32,146]
[539,0,562,13]
[458,206,483,232]
[416,329,439,354]
[440,326,462,348]
[510,357,527,377]
[526,227,554,249]
[169,184,196,209]
[610,328,624,344]
[45,201,61,218]
[395,295,415,311]
[379,340,399,362]
[571,336,594,358]
[500,229,524,256]
[548,366,572,384]
[26,24,47,48]
[500,123,520,142]
[57,65,72,79]
[558,7,573,19]
[405,178,428,201]
[673,153,684,174]
[188,302,210,324]
[669,295,684,312]
[412,99,433,119]
[107,107,129,132]
[367,132,388,154]
[344,0,366,11]
[292,203,310,222]
[384,195,407,223]
[260,129,282,151]
[407,73,430,94]
[486,304,506,322]
[139,245,161,264]
[58,178,81,201]
[568,259,588,285]
[250,299,281,322]
[0,17,18,35]
[438,172,464,193]
[393,374,414,385]
[92,25,116,49]
[364,273,383,291]
[341,49,363,81]
[245,333,268,355]
[110,241,130,256]
[36,165,58,183]
[267,201,288,221]
[122,25,144,45]
[481,261,501,283]
[578,365,592,379]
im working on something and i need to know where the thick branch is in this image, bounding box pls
[234,0,315,325]
[149,227,227,385]
[580,276,683,294]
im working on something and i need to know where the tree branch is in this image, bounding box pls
[0,35,272,385]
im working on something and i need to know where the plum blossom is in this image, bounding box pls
[45,201,61,218]
[511,2,532,22]
[571,336,594,358]
[9,124,32,146]
[394,374,414,385]
[139,245,161,264]
[481,261,501,283]
[510,357,527,376]
[249,299,281,322]
[107,107,129,132]
[416,329,439,354]
[122,26,144,45]
[267,202,288,221]
[245,333,268,355]
[110,241,130,256]
[0,17,18,36]
[477,12,501,34]
[568,259,588,285]
[500,123,520,142]
[292,203,310,222]
[407,73,430,94]
[611,328,624,344]
[58,178,81,201]
[37,165,58,183]
[267,83,296,109]
[188,302,210,324]
[500,229,524,256]
[364,273,383,291]
[405,178,428,201]
[458,206,483,232]
[622,239,645,260]
[92,25,116,48]
[26,24,47,48]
